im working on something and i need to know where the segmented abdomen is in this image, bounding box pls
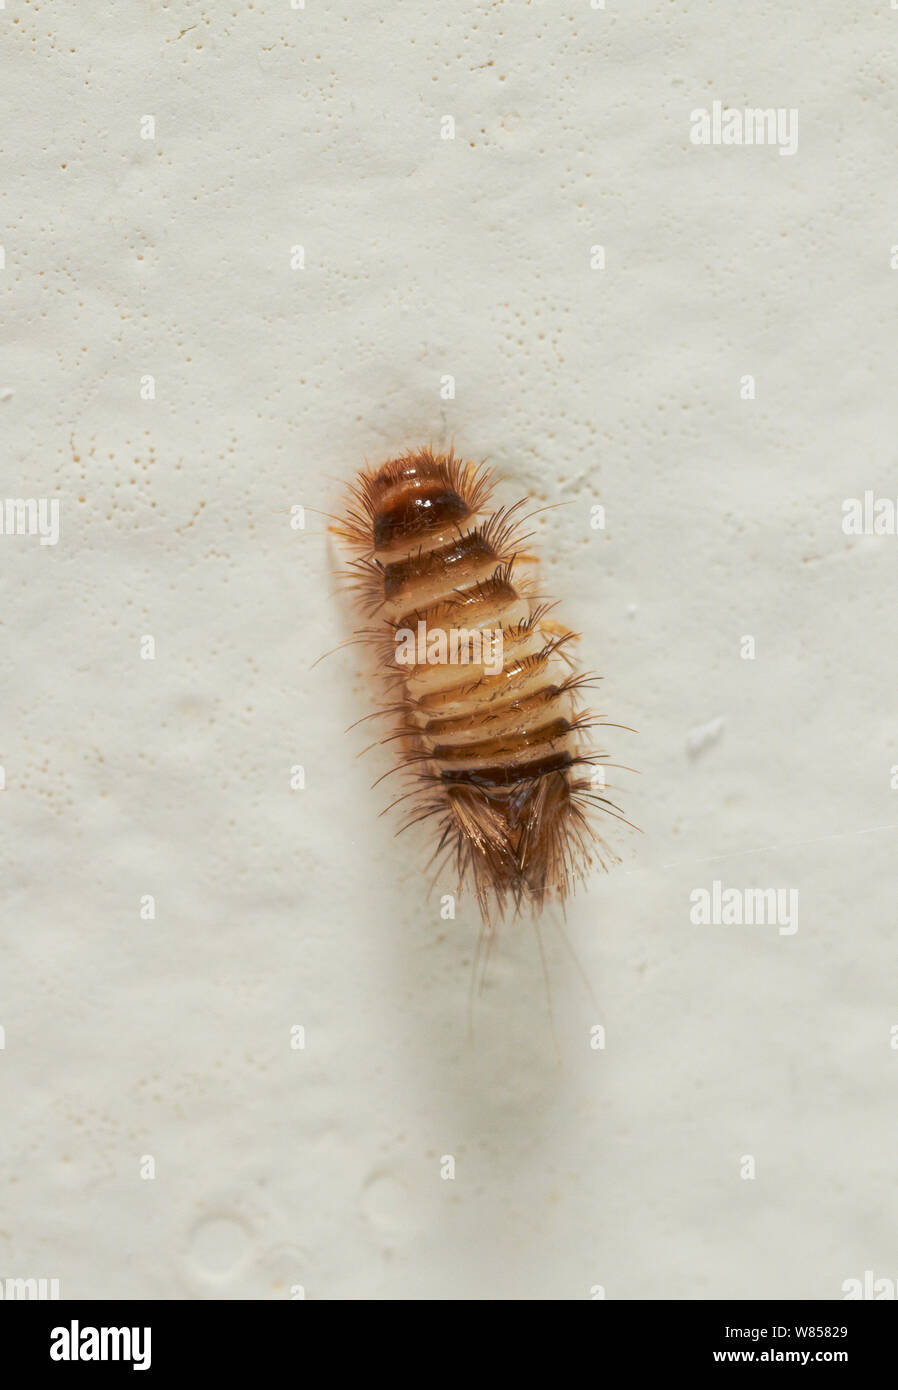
[334,447,618,920]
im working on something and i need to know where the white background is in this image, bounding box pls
[3,0,896,1299]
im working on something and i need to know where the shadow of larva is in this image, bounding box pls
[330,446,632,924]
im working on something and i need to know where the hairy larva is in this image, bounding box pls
[331,447,628,922]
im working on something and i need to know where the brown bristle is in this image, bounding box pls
[331,446,627,921]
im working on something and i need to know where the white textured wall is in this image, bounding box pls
[2,0,896,1299]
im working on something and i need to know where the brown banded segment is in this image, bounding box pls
[382,531,496,602]
[431,716,572,767]
[395,572,519,631]
[413,642,557,716]
[373,482,469,551]
[423,684,563,738]
[374,456,431,489]
[365,449,479,504]
[440,750,573,788]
